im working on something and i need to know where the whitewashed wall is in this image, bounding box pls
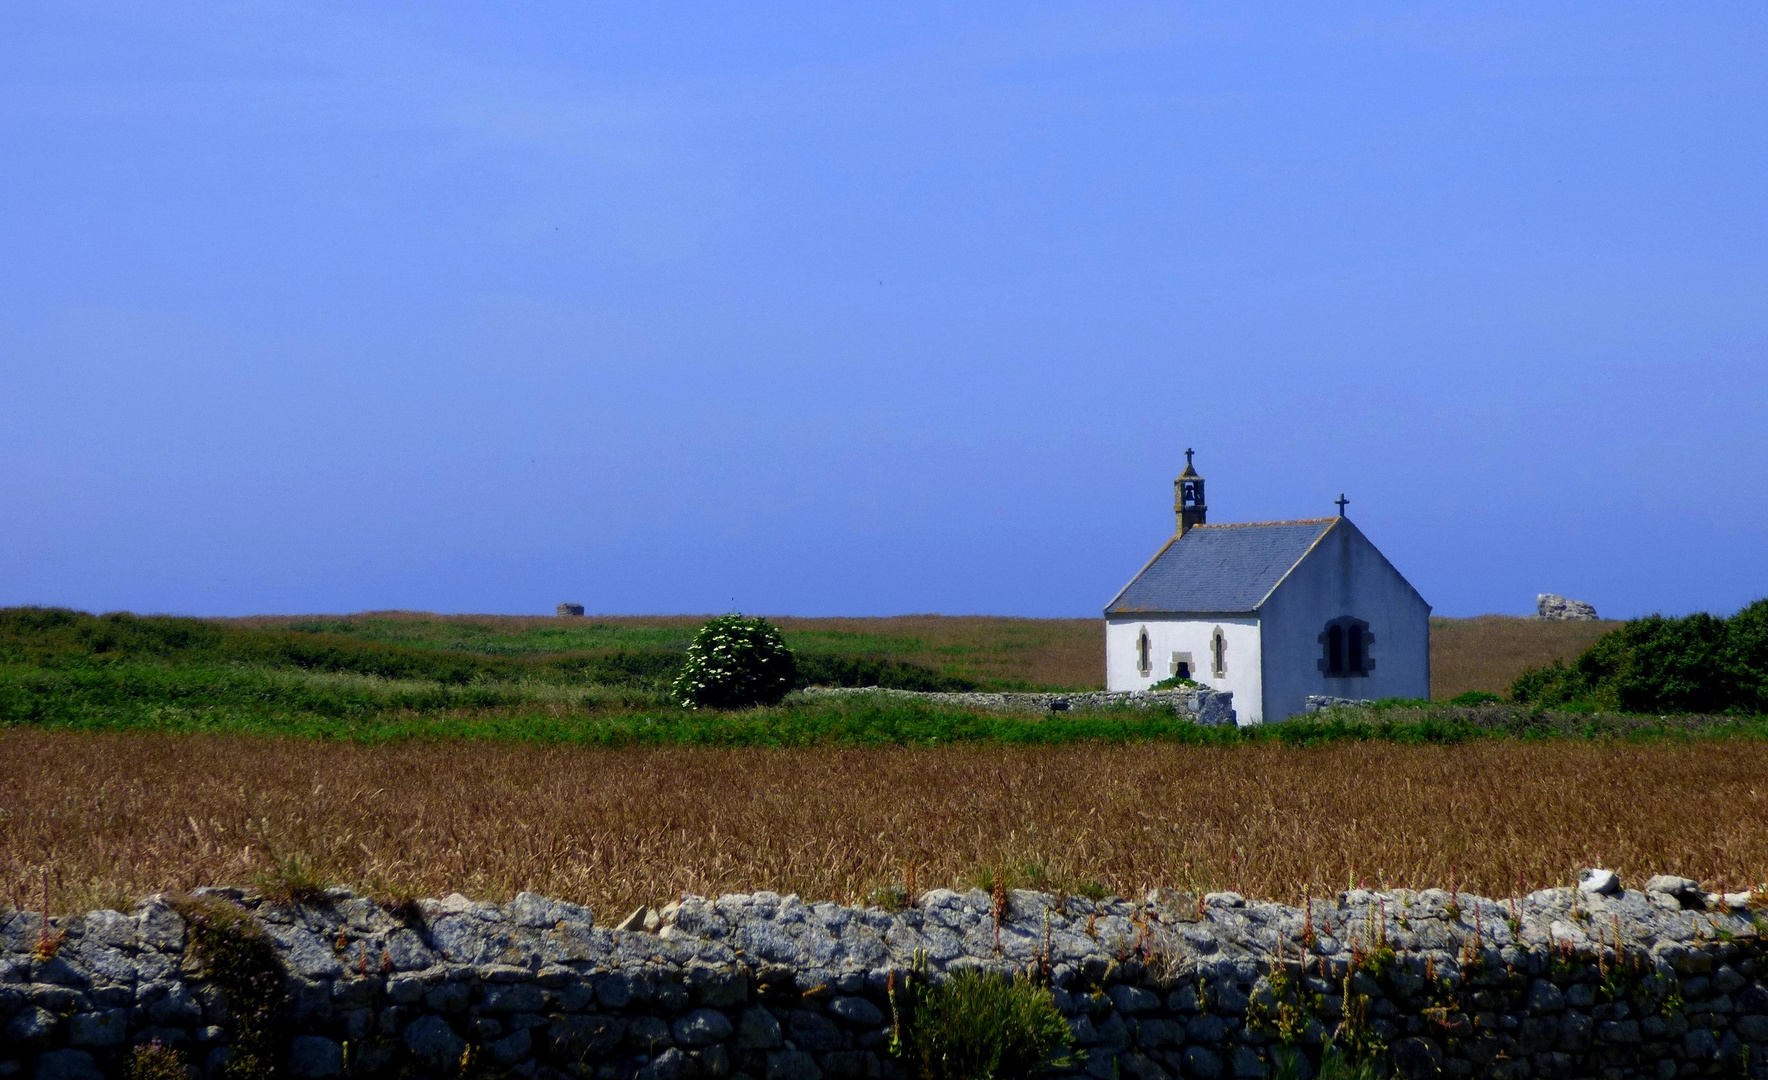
[1256,519,1431,722]
[1105,616,1261,723]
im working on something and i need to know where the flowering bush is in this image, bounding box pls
[671,616,797,708]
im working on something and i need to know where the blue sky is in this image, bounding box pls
[2,3,1765,619]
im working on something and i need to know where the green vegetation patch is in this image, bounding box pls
[890,968,1077,1080]
[172,895,287,1080]
[6,608,1767,749]
[1512,599,1768,714]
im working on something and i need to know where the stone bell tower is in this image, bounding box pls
[1174,449,1207,537]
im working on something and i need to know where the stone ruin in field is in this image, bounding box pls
[1537,594,1599,621]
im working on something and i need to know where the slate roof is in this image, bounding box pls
[1104,519,1338,616]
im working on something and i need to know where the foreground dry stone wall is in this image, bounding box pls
[4,873,1767,1080]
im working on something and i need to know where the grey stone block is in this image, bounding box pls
[765,1050,822,1080]
[1186,1014,1226,1043]
[488,1027,533,1066]
[642,1048,695,1080]
[1684,1028,1717,1060]
[6,1006,57,1048]
[596,974,634,1009]
[1527,979,1565,1014]
[828,996,883,1026]
[1120,1052,1171,1079]
[1181,1045,1222,1079]
[404,1015,466,1064]
[1109,985,1163,1015]
[424,981,471,1013]
[629,1015,674,1054]
[787,1009,841,1052]
[674,1008,735,1047]
[286,1035,345,1079]
[734,1007,782,1050]
[819,1051,868,1080]
[1734,1013,1768,1041]
[67,1007,128,1047]
[1096,1012,1132,1049]
[1068,1013,1098,1046]
[483,983,546,1013]
[547,1013,625,1059]
[695,1044,732,1078]
[31,1051,100,1080]
[1391,1036,1443,1080]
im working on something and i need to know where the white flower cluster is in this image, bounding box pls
[671,616,796,708]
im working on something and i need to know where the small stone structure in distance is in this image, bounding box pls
[1536,594,1599,621]
[556,603,586,617]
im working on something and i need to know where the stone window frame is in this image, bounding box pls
[1318,616,1375,678]
[1169,651,1195,680]
[1210,626,1227,678]
[1136,627,1153,677]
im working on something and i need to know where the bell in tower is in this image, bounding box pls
[1174,448,1207,536]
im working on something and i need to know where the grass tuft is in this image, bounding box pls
[891,967,1077,1079]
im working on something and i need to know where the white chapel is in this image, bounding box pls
[1103,452,1431,724]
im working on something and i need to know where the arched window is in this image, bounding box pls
[1210,626,1227,677]
[1136,628,1152,677]
[1319,617,1374,677]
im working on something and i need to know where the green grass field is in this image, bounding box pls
[3,607,1764,749]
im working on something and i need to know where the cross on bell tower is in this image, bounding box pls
[1335,493,1350,517]
[1175,449,1207,537]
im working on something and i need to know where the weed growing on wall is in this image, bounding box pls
[125,1043,189,1080]
[173,896,288,1080]
[889,965,1076,1079]
[1149,674,1200,690]
[671,616,797,708]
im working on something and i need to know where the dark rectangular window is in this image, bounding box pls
[1328,625,1344,675]
[1348,624,1364,674]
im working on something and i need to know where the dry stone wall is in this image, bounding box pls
[4,875,1768,1080]
[799,687,1237,725]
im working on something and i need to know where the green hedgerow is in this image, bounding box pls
[671,616,797,709]
[1512,598,1768,714]
[892,968,1077,1080]
[1447,691,1502,707]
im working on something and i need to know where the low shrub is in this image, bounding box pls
[1512,599,1768,714]
[892,968,1076,1080]
[794,653,976,692]
[1150,674,1200,690]
[1447,691,1502,706]
[671,616,797,708]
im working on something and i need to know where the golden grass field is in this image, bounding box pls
[6,729,1764,917]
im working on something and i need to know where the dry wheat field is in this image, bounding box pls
[4,729,1764,917]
